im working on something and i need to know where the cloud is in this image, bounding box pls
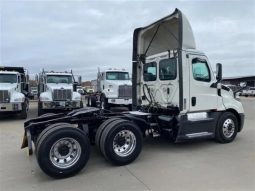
[86,8,104,17]
[0,0,254,80]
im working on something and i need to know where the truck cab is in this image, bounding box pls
[37,71,83,115]
[0,67,29,119]
[96,68,132,110]
[132,8,245,141]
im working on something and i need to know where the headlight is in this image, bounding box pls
[14,97,25,102]
[40,96,50,101]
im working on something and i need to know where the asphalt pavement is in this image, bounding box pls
[0,98,254,191]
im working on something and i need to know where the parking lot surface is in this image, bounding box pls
[0,98,254,191]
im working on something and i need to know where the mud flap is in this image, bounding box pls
[21,130,33,155]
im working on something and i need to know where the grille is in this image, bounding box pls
[118,85,132,98]
[0,90,10,103]
[53,89,72,101]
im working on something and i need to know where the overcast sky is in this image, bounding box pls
[0,0,254,81]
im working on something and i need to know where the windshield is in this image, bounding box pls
[106,72,130,80]
[0,74,17,83]
[47,75,72,84]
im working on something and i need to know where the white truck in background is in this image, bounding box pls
[87,68,132,110]
[30,86,38,100]
[242,87,255,97]
[0,67,29,119]
[37,70,83,116]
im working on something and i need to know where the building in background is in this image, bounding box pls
[81,81,94,93]
[222,75,255,87]
[91,80,97,92]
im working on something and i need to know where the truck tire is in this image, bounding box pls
[215,112,238,143]
[35,122,72,156]
[19,102,28,119]
[80,101,84,108]
[36,125,90,178]
[100,119,143,165]
[87,96,97,107]
[38,101,44,116]
[128,104,132,111]
[101,95,109,110]
[95,118,122,150]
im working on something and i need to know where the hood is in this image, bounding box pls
[0,83,17,91]
[46,83,73,91]
[133,8,196,59]
[106,80,132,86]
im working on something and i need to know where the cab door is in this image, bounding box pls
[142,52,179,107]
[188,54,218,112]
[156,56,179,106]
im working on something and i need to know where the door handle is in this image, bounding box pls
[191,97,196,106]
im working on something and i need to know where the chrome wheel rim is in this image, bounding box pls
[49,137,81,169]
[222,118,235,138]
[113,130,136,157]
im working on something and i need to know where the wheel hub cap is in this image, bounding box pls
[50,138,81,169]
[58,145,70,156]
[113,130,136,157]
[116,137,126,147]
[222,119,235,138]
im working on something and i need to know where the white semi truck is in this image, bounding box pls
[87,68,132,110]
[22,9,245,178]
[0,67,29,119]
[37,70,83,116]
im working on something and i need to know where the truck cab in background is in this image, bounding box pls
[30,86,38,99]
[76,86,85,95]
[37,70,83,116]
[87,68,132,110]
[0,67,29,119]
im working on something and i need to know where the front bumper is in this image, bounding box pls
[42,101,81,110]
[238,113,245,132]
[107,98,132,105]
[0,102,22,112]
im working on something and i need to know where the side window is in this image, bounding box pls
[143,62,157,81]
[192,58,210,82]
[159,58,177,80]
